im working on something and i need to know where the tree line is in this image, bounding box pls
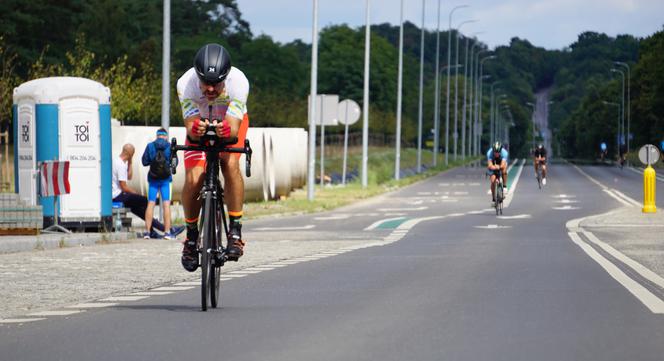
[1,0,662,159]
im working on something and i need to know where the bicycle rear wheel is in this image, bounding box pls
[496,184,504,215]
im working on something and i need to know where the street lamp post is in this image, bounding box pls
[466,33,483,157]
[614,61,631,151]
[432,0,442,166]
[416,0,426,173]
[526,101,536,149]
[477,54,494,154]
[361,0,371,188]
[453,19,477,161]
[611,67,626,151]
[394,0,404,180]
[307,0,319,200]
[472,49,488,154]
[445,4,468,165]
[489,81,501,142]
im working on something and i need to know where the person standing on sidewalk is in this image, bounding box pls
[141,129,184,240]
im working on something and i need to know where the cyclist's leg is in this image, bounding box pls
[181,160,205,271]
[490,174,497,201]
[500,160,508,189]
[542,161,547,178]
[220,114,249,258]
[160,181,172,234]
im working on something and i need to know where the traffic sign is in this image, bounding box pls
[337,99,361,125]
[638,144,660,166]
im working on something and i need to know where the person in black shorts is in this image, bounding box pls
[534,144,547,185]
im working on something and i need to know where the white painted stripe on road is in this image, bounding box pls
[612,189,641,208]
[66,303,118,309]
[377,206,428,212]
[503,159,525,209]
[0,318,47,324]
[364,217,406,231]
[552,205,580,210]
[227,270,264,274]
[151,286,194,291]
[28,310,83,317]
[603,189,633,207]
[497,214,532,220]
[219,277,234,281]
[568,232,664,314]
[174,281,200,286]
[253,225,315,231]
[130,291,173,296]
[101,296,149,302]
[583,231,664,290]
[224,273,249,278]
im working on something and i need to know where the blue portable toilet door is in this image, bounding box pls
[16,99,37,205]
[58,97,101,220]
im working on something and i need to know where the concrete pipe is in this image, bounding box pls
[264,128,300,199]
[111,125,267,203]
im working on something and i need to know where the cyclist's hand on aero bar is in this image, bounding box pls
[192,118,209,137]
[213,119,231,138]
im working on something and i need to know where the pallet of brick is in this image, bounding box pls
[0,193,43,235]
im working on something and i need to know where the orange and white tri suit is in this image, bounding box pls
[176,66,250,169]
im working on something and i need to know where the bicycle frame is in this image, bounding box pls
[170,125,252,311]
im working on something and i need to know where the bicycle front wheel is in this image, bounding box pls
[200,192,215,312]
[210,197,222,308]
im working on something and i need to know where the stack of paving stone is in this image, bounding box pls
[0,193,43,235]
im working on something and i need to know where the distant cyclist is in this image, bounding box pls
[487,142,509,206]
[600,142,607,162]
[533,143,547,185]
[618,142,627,168]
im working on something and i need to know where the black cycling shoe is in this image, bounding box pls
[181,229,199,272]
[226,223,245,261]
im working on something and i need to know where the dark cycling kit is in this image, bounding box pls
[534,147,547,163]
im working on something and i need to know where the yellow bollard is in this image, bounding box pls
[643,165,657,213]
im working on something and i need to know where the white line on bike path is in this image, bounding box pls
[567,212,664,314]
[571,164,641,208]
[253,225,316,231]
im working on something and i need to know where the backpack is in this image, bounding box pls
[149,146,171,180]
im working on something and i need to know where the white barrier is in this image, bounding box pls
[111,125,306,202]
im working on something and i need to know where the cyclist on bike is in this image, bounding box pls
[487,142,509,206]
[600,142,608,162]
[533,143,547,185]
[177,43,250,272]
[618,142,627,168]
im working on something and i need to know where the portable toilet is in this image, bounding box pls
[13,77,113,230]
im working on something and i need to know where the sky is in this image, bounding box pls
[237,0,664,50]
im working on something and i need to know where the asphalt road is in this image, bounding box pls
[2,162,664,361]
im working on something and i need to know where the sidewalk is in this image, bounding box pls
[573,207,664,280]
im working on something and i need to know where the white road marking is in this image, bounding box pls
[130,291,174,296]
[555,199,579,204]
[254,225,315,231]
[383,212,407,216]
[417,192,432,195]
[151,286,194,291]
[449,213,465,217]
[474,224,512,229]
[174,281,200,286]
[583,231,664,290]
[439,183,450,186]
[365,217,407,231]
[0,318,46,324]
[627,166,664,182]
[453,191,469,195]
[568,232,664,314]
[66,303,118,309]
[612,189,642,207]
[552,205,580,210]
[603,189,634,207]
[497,214,532,220]
[28,310,83,317]
[469,183,481,186]
[223,274,248,278]
[378,206,428,212]
[100,296,149,302]
[228,270,264,274]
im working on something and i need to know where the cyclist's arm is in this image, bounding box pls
[222,69,249,139]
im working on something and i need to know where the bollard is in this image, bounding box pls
[643,165,657,213]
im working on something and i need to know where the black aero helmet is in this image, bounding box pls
[194,43,231,85]
[493,141,503,153]
[537,143,544,150]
